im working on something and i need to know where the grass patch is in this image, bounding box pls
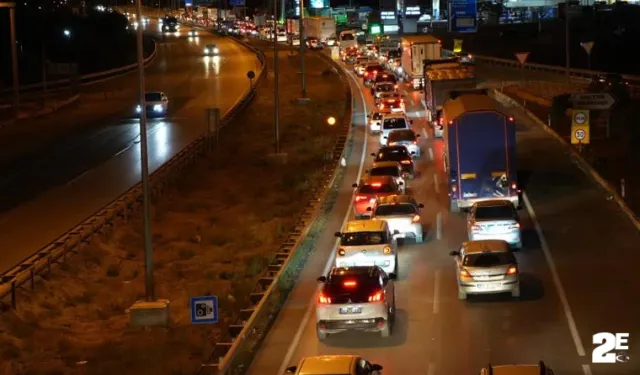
[0,42,346,375]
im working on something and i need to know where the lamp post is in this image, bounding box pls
[273,0,280,154]
[1,2,20,116]
[298,0,306,98]
[564,3,571,83]
[135,0,155,301]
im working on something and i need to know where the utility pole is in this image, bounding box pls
[273,0,280,154]
[2,2,20,116]
[299,0,307,98]
[135,0,155,301]
[564,3,571,83]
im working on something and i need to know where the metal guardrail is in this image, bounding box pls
[0,34,266,309]
[197,50,355,375]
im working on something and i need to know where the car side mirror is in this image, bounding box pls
[418,203,424,208]
[394,229,400,235]
[366,206,372,211]
[316,276,326,283]
[370,153,376,157]
[352,183,358,188]
[286,365,297,373]
[371,364,383,371]
[334,232,342,237]
[398,181,403,186]
[449,250,460,256]
[387,273,397,280]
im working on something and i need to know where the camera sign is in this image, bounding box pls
[190,296,219,324]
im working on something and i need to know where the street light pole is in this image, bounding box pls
[1,2,20,115]
[273,0,280,154]
[135,0,155,301]
[299,0,306,98]
[564,4,571,83]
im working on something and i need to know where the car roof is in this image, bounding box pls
[462,240,511,254]
[344,219,387,233]
[330,266,378,278]
[378,145,409,153]
[371,161,400,169]
[361,175,395,184]
[297,355,357,375]
[376,194,416,205]
[474,199,514,208]
[389,129,415,137]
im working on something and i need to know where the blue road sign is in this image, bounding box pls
[185,0,192,6]
[190,296,219,324]
[230,0,245,6]
[448,0,477,33]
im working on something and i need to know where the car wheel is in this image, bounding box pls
[511,287,521,298]
[394,255,399,276]
[380,322,391,338]
[457,288,467,300]
[316,325,327,341]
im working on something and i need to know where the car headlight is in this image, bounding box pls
[204,48,209,53]
[153,104,163,112]
[136,105,141,112]
[213,48,219,53]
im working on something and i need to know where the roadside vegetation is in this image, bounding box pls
[0,45,347,375]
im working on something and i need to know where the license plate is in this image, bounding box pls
[477,283,498,290]
[339,307,362,314]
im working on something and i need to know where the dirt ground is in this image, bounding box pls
[0,47,347,375]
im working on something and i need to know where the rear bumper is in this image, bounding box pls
[336,255,395,274]
[318,317,387,333]
[391,223,422,239]
[455,195,519,209]
[469,232,522,248]
[460,280,519,295]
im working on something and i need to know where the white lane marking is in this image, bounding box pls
[523,192,586,356]
[436,212,442,240]
[433,270,441,314]
[427,363,435,375]
[428,147,434,161]
[277,70,369,375]
[433,173,439,194]
[66,170,91,186]
[422,127,429,140]
[582,365,593,375]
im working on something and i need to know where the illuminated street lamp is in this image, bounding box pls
[326,116,336,126]
[63,29,71,37]
[1,2,20,115]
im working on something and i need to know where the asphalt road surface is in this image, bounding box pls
[245,59,639,375]
[0,25,259,274]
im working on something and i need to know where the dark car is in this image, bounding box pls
[371,145,415,179]
[363,64,385,86]
[589,73,630,103]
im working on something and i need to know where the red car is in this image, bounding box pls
[351,175,404,219]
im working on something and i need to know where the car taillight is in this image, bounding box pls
[412,141,417,145]
[452,186,457,192]
[318,292,332,304]
[338,248,346,256]
[394,84,398,89]
[439,117,443,125]
[379,104,385,109]
[368,290,385,302]
[509,223,520,230]
[364,72,369,77]
[383,246,392,254]
[460,269,471,278]
[343,280,357,288]
[511,182,517,190]
[412,215,420,223]
[355,195,367,202]
[373,70,378,75]
[401,160,411,164]
[506,266,518,275]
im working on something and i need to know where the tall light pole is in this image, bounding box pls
[298,0,307,98]
[135,0,155,301]
[564,3,571,83]
[273,0,280,154]
[1,2,20,116]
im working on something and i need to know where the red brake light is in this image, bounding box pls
[508,116,514,122]
[368,290,385,302]
[373,70,378,74]
[400,160,411,164]
[511,182,517,190]
[355,195,367,202]
[364,72,369,77]
[394,84,398,89]
[460,269,471,277]
[372,183,382,187]
[412,215,420,223]
[507,266,518,275]
[343,280,357,288]
[318,292,332,304]
[439,117,443,125]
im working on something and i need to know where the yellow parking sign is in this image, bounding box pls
[453,39,463,53]
[571,109,590,144]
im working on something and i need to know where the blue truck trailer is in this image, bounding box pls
[442,90,520,212]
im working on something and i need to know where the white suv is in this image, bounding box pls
[315,266,397,340]
[334,220,398,274]
[379,113,412,146]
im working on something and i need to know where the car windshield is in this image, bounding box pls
[376,84,394,92]
[388,130,414,142]
[376,147,410,161]
[359,183,394,194]
[145,93,162,101]
[374,203,416,216]
[370,166,399,177]
[463,252,515,267]
[383,117,407,130]
[341,33,355,41]
[206,44,216,49]
[341,231,388,246]
[474,205,515,220]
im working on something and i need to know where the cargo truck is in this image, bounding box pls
[304,17,336,44]
[442,90,520,212]
[422,60,477,136]
[400,35,442,90]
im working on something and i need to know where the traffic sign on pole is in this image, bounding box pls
[571,109,590,145]
[514,52,529,65]
[190,296,219,324]
[570,93,616,110]
[580,41,594,55]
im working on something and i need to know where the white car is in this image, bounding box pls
[334,220,398,274]
[467,199,522,249]
[379,113,412,146]
[386,128,421,157]
[136,91,169,117]
[315,266,397,339]
[369,194,425,243]
[203,43,219,55]
[285,355,383,375]
[366,110,390,134]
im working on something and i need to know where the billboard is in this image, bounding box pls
[310,0,329,8]
[448,0,477,33]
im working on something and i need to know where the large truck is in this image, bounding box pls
[338,29,358,51]
[442,90,520,212]
[400,35,442,89]
[304,17,336,43]
[423,59,477,127]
